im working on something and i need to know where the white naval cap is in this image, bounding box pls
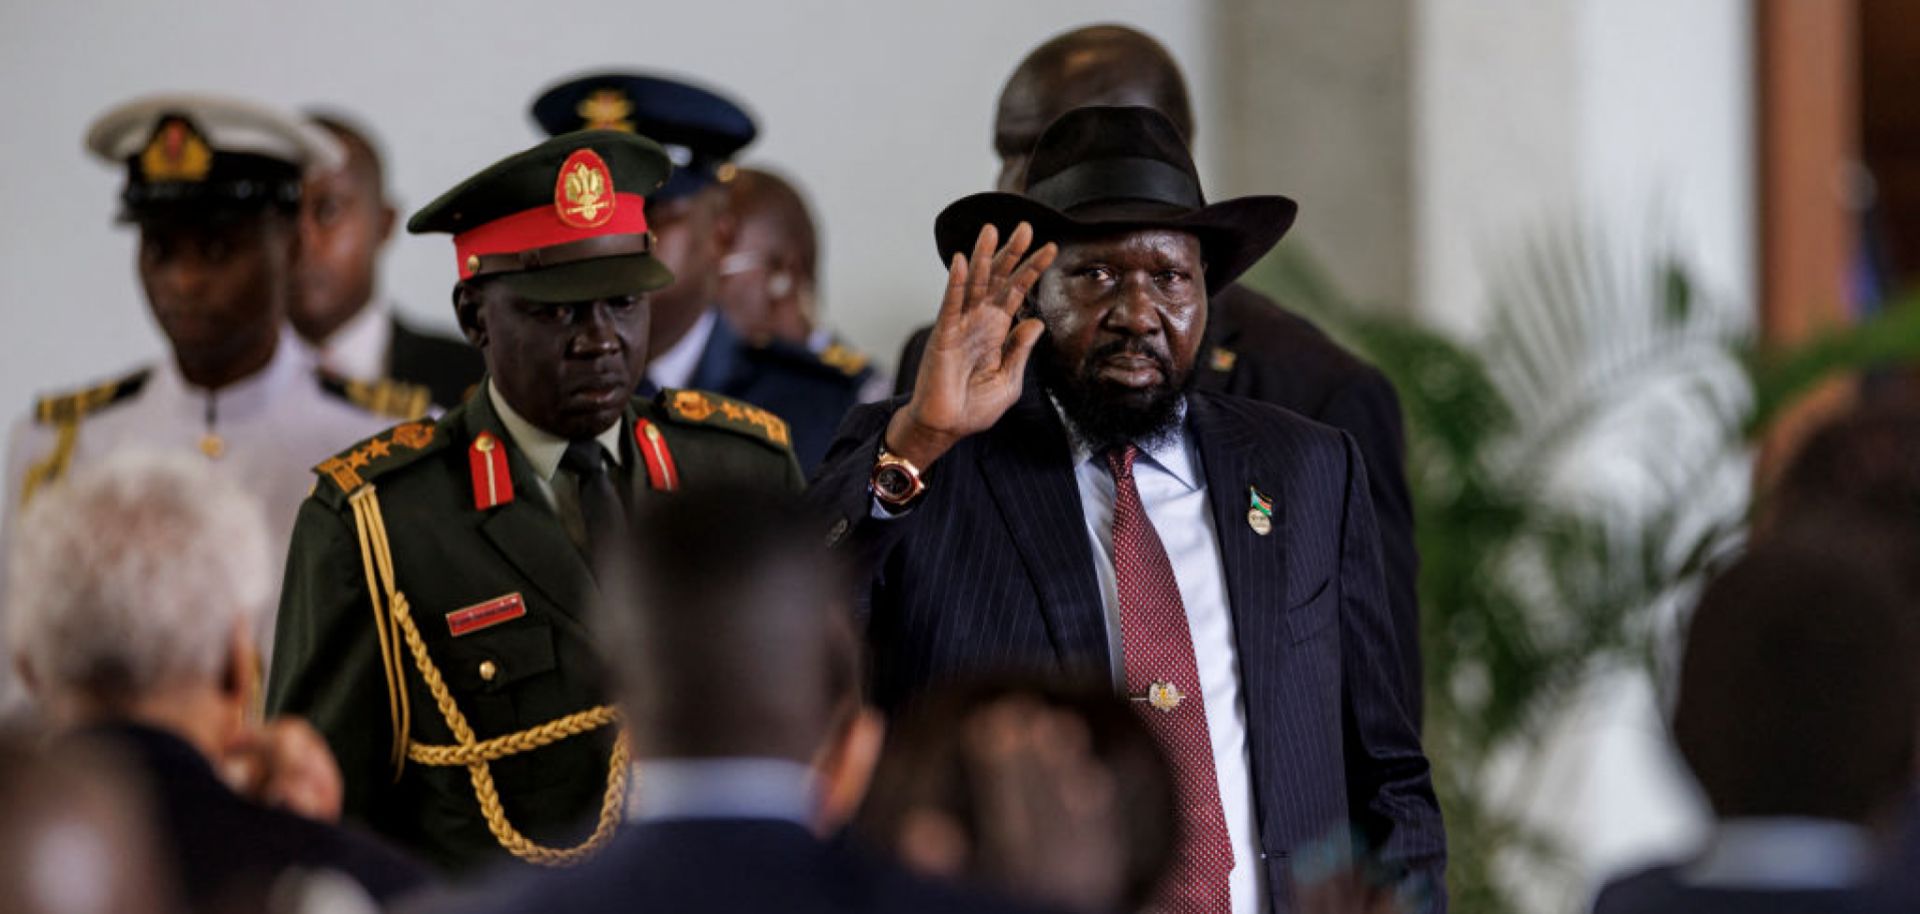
[85,92,343,171]
[85,93,344,219]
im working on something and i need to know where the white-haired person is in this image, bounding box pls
[7,451,430,913]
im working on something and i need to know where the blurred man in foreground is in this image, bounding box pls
[457,486,1048,914]
[296,112,485,409]
[718,166,890,401]
[0,728,173,914]
[893,25,1422,715]
[858,678,1175,913]
[1592,529,1920,914]
[7,452,429,912]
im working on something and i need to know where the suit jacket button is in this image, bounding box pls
[478,659,498,682]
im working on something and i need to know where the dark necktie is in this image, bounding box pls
[560,439,624,561]
[1106,444,1235,914]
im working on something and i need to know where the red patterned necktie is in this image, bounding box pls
[1106,444,1235,913]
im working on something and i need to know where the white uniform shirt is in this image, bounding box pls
[309,299,394,382]
[0,331,400,689]
[648,309,718,392]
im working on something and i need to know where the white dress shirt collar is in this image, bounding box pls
[647,309,717,391]
[311,299,393,381]
[1683,817,1878,890]
[1053,395,1197,491]
[486,380,625,483]
[625,757,818,828]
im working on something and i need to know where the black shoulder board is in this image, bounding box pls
[319,372,434,420]
[33,368,150,425]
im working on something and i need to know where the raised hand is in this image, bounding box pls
[885,222,1057,468]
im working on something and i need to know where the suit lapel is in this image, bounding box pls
[1191,394,1288,654]
[977,389,1111,672]
[461,394,599,631]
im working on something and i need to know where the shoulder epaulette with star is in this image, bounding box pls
[743,340,864,388]
[32,368,151,426]
[310,418,447,505]
[658,388,792,451]
[318,372,434,421]
[818,342,872,379]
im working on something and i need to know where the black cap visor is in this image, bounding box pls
[485,253,675,303]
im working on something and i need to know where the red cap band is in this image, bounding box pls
[452,192,649,279]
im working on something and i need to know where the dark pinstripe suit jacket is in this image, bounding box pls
[809,385,1445,913]
[895,283,1422,721]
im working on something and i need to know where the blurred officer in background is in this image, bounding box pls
[532,73,864,471]
[718,166,890,402]
[0,94,422,697]
[295,111,485,409]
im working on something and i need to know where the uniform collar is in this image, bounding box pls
[805,326,833,354]
[626,757,818,828]
[1051,394,1198,491]
[311,299,393,381]
[647,308,717,391]
[151,327,302,424]
[1684,818,1878,890]
[486,380,625,482]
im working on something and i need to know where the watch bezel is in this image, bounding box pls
[871,447,927,505]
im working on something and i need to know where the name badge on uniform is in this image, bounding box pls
[446,593,527,637]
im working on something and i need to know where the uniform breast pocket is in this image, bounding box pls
[1283,578,1337,644]
[442,623,558,696]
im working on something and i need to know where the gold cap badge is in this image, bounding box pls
[577,88,636,133]
[554,148,616,229]
[140,116,213,183]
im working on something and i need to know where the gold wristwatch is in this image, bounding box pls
[871,446,927,507]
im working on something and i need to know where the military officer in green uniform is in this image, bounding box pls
[266,129,802,874]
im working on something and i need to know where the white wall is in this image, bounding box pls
[1413,0,1754,333]
[0,1,1215,465]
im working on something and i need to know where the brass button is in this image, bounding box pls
[465,254,481,275]
[478,659,498,682]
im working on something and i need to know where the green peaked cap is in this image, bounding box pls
[408,130,675,302]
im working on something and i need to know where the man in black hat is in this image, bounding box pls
[811,107,1443,913]
[295,112,486,409]
[895,25,1423,718]
[531,73,865,472]
[267,129,803,873]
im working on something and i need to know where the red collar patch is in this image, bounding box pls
[469,431,515,509]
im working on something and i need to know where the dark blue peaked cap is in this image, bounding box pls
[530,72,756,203]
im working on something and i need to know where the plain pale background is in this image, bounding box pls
[0,1,1216,434]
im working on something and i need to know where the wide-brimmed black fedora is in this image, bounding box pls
[935,105,1297,294]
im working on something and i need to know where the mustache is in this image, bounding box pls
[1083,339,1172,378]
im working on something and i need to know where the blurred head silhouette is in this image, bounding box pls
[596,483,883,834]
